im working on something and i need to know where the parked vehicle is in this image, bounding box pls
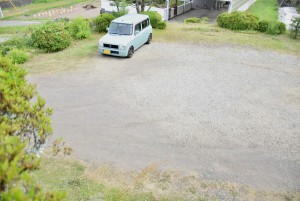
[98,14,152,58]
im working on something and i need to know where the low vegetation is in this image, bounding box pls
[184,17,209,24]
[0,58,64,200]
[31,157,300,201]
[217,12,259,31]
[68,17,91,39]
[7,48,30,64]
[217,11,286,35]
[290,17,300,39]
[248,0,278,22]
[31,22,72,52]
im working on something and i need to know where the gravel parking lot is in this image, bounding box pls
[28,42,300,191]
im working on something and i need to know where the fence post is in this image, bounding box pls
[0,6,3,19]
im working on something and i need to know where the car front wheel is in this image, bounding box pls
[146,33,152,44]
[127,46,134,58]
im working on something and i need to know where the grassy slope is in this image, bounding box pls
[248,0,279,21]
[32,157,300,201]
[2,0,89,19]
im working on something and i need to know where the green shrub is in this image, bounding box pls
[266,21,286,35]
[184,17,201,23]
[156,21,167,29]
[217,11,259,30]
[141,11,162,29]
[31,22,72,52]
[289,17,300,39]
[0,37,31,56]
[94,14,116,32]
[7,49,30,64]
[68,17,91,39]
[258,20,269,32]
[0,57,65,200]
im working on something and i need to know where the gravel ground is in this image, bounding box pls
[28,42,300,191]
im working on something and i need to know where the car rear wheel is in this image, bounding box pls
[127,46,134,58]
[146,33,152,44]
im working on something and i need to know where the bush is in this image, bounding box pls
[7,49,30,64]
[0,37,31,56]
[94,14,116,32]
[31,22,72,52]
[184,17,201,24]
[68,17,91,39]
[217,11,259,30]
[141,11,162,29]
[289,17,300,39]
[0,57,64,200]
[266,21,286,35]
[156,21,167,29]
[258,20,269,32]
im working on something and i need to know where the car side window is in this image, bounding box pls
[142,19,149,29]
[135,23,141,34]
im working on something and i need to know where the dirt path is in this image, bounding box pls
[28,42,300,192]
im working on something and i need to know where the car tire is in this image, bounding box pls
[146,33,152,44]
[127,46,134,58]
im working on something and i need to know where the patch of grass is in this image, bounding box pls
[248,0,278,21]
[0,25,40,34]
[153,23,300,56]
[31,157,300,201]
[24,33,100,74]
[2,0,90,19]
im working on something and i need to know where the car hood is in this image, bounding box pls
[99,34,134,45]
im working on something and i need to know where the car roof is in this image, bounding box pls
[112,14,149,24]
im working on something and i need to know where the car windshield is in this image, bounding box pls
[109,23,133,35]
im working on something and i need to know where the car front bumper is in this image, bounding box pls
[98,47,128,57]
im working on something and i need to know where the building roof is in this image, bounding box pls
[112,14,148,24]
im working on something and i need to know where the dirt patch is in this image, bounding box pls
[27,42,300,192]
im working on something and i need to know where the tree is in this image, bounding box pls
[0,57,64,200]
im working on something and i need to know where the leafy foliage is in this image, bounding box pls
[0,58,64,200]
[266,21,286,35]
[0,37,31,56]
[7,49,30,64]
[184,17,201,24]
[217,11,259,30]
[31,22,72,52]
[157,21,167,29]
[68,17,91,40]
[141,11,162,29]
[290,17,300,39]
[94,14,116,33]
[258,20,269,32]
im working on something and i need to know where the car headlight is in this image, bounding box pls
[99,41,103,47]
[119,45,126,50]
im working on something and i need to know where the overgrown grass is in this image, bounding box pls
[248,0,279,21]
[31,157,300,201]
[2,0,90,19]
[153,23,300,56]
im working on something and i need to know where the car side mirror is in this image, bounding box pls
[106,27,109,32]
[135,30,140,35]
